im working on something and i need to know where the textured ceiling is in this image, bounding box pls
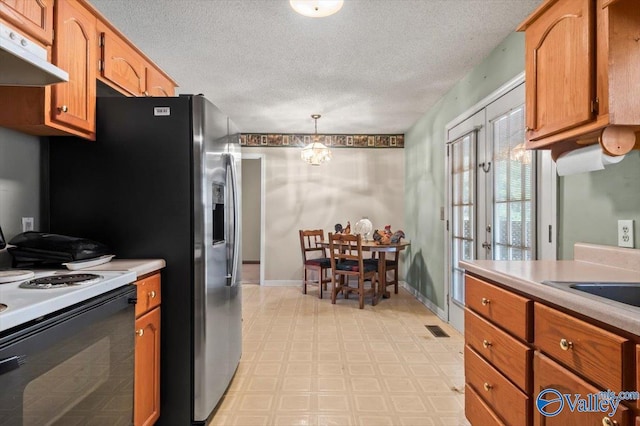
[90,0,541,134]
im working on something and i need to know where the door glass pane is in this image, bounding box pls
[495,203,508,246]
[490,105,534,261]
[450,132,475,305]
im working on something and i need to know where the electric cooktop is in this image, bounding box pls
[19,273,103,289]
[0,270,136,333]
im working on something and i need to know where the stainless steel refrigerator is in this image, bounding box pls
[46,95,242,425]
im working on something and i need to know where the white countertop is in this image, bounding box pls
[460,244,640,335]
[82,259,166,277]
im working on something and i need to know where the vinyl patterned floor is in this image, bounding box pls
[210,268,468,426]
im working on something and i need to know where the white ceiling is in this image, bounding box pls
[90,0,541,134]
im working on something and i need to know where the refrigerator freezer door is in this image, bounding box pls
[192,96,231,422]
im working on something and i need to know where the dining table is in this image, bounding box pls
[318,239,411,305]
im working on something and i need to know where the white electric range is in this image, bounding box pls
[0,269,136,333]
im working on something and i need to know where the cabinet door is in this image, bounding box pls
[134,307,161,426]
[0,0,53,45]
[524,0,594,141]
[534,302,630,393]
[534,353,631,426]
[50,0,96,134]
[145,66,175,97]
[99,22,146,96]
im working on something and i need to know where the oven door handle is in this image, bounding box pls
[0,356,25,376]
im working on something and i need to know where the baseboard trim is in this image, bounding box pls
[401,282,447,321]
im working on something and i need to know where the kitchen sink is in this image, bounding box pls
[543,281,640,308]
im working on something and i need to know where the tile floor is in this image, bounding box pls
[211,266,468,426]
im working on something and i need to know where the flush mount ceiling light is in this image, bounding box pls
[290,0,344,18]
[301,114,332,166]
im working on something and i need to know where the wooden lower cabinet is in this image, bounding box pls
[465,383,506,426]
[534,352,631,426]
[465,345,531,426]
[534,302,631,393]
[134,274,161,426]
[464,273,640,426]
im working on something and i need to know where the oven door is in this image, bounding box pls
[0,285,136,426]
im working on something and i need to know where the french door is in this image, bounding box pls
[446,82,550,332]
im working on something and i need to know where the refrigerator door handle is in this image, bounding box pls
[226,153,240,287]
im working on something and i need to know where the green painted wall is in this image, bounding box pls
[404,32,526,311]
[558,150,640,259]
[405,30,640,312]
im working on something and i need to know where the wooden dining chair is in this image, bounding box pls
[328,232,378,309]
[370,251,400,294]
[299,229,332,298]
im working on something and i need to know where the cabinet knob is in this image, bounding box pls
[602,417,617,426]
[525,126,530,132]
[559,338,573,351]
[20,38,28,47]
[9,32,16,40]
[483,383,493,391]
[143,91,150,97]
[148,290,156,299]
[481,298,490,306]
[482,340,492,349]
[136,328,144,337]
[58,105,68,113]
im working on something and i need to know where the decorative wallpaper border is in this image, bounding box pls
[240,133,404,148]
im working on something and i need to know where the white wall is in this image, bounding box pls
[0,127,41,267]
[241,146,405,283]
[241,158,261,262]
[404,33,526,309]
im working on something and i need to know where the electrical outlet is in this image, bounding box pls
[617,220,634,248]
[21,217,34,232]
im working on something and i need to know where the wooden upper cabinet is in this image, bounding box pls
[0,0,53,45]
[96,21,176,98]
[98,21,146,96]
[519,0,595,142]
[0,0,96,139]
[51,0,96,135]
[145,66,175,97]
[518,0,640,150]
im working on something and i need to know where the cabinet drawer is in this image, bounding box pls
[465,345,530,426]
[465,383,506,426]
[534,352,631,426]
[466,275,533,342]
[534,302,631,393]
[135,274,161,317]
[465,308,532,393]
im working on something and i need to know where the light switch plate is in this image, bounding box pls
[617,220,634,248]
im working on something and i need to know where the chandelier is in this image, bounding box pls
[301,114,332,166]
[289,0,344,18]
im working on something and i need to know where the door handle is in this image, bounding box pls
[0,356,25,376]
[225,153,240,287]
[482,242,491,250]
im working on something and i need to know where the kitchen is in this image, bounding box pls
[1,0,640,425]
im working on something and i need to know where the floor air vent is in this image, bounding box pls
[425,325,449,338]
